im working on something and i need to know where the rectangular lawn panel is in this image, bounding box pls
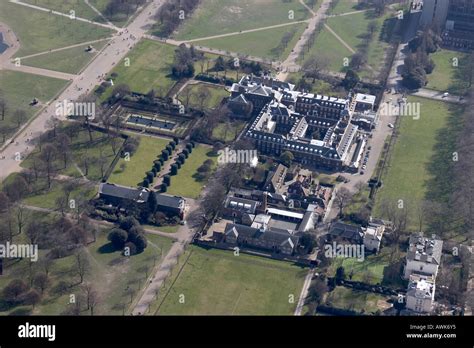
[374,97,455,229]
[325,286,388,314]
[177,83,228,110]
[174,0,311,41]
[0,70,68,145]
[109,135,169,187]
[167,145,217,199]
[0,1,113,57]
[156,246,307,315]
[21,40,110,74]
[100,39,177,102]
[426,49,470,94]
[195,23,307,61]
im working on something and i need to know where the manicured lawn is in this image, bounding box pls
[174,0,311,40]
[426,49,470,94]
[328,0,360,15]
[23,0,104,22]
[154,246,307,315]
[109,135,169,187]
[177,83,228,109]
[23,179,97,210]
[211,120,246,142]
[0,0,113,57]
[167,145,217,199]
[99,39,177,102]
[0,225,173,315]
[21,40,110,74]
[324,286,389,314]
[0,70,68,145]
[327,246,405,287]
[303,10,390,78]
[374,97,456,229]
[195,23,307,61]
[301,27,352,73]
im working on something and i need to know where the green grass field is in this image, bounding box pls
[328,0,360,15]
[154,246,307,315]
[426,49,470,94]
[374,97,458,229]
[195,23,307,61]
[109,135,169,187]
[0,224,173,315]
[302,10,390,78]
[99,39,177,101]
[324,286,389,314]
[211,121,246,143]
[327,246,405,287]
[23,179,97,210]
[88,0,135,27]
[174,0,311,40]
[167,145,217,199]
[177,83,228,109]
[0,0,113,57]
[21,40,110,74]
[23,0,104,22]
[0,70,68,145]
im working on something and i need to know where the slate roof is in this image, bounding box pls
[406,233,443,265]
[328,222,364,242]
[155,193,185,210]
[224,223,299,248]
[99,183,150,203]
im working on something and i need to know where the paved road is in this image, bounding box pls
[294,269,313,315]
[412,88,466,104]
[0,0,166,182]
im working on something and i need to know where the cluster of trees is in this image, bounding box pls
[171,44,198,78]
[108,217,148,255]
[143,138,179,188]
[350,20,379,71]
[402,29,441,89]
[162,142,195,192]
[0,89,28,144]
[103,0,146,21]
[153,0,200,37]
[209,56,264,79]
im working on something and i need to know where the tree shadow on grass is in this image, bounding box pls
[98,242,117,254]
[423,102,465,235]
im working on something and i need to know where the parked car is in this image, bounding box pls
[388,123,394,128]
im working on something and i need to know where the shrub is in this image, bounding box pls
[108,228,128,249]
[163,175,171,186]
[170,164,178,175]
[161,183,168,192]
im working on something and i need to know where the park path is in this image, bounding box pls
[15,38,113,60]
[277,0,333,80]
[9,0,119,31]
[84,0,115,28]
[184,19,310,43]
[132,198,199,315]
[0,0,167,180]
[323,23,355,54]
[294,269,314,315]
[3,63,77,80]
